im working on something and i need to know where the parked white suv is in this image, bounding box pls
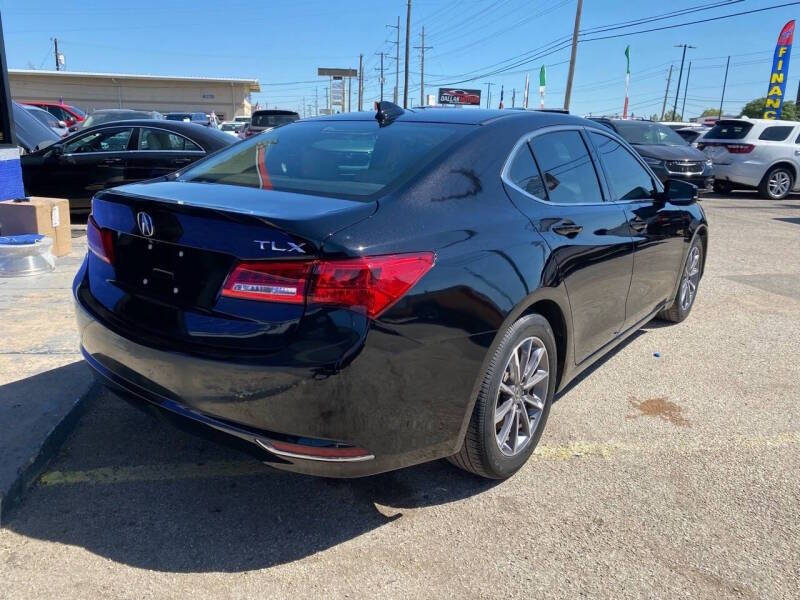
[699,118,800,199]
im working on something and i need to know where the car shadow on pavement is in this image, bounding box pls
[6,388,499,573]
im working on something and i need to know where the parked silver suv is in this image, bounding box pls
[700,118,800,199]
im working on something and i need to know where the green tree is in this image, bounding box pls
[700,108,721,117]
[649,113,659,121]
[741,97,799,120]
[661,109,683,122]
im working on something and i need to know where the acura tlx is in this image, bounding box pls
[75,102,707,479]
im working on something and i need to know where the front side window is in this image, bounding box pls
[758,126,794,141]
[529,130,603,204]
[178,120,471,200]
[590,132,654,201]
[139,128,201,151]
[64,128,133,153]
[45,106,67,120]
[505,144,546,199]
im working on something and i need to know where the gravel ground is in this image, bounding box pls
[1,193,798,599]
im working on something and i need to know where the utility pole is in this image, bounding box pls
[681,61,692,120]
[484,82,493,109]
[376,52,385,101]
[403,0,411,108]
[563,0,583,111]
[53,38,60,71]
[315,87,319,116]
[358,54,364,111]
[326,86,329,113]
[512,88,516,108]
[672,44,695,120]
[719,55,730,118]
[387,17,400,104]
[415,27,433,106]
[347,77,352,112]
[660,64,673,120]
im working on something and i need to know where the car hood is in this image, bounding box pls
[632,144,706,161]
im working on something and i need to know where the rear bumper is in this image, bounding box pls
[74,267,489,477]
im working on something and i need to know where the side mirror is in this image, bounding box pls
[655,179,697,205]
[58,120,67,128]
[50,144,64,157]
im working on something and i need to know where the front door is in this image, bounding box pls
[59,127,135,205]
[587,130,688,328]
[503,127,634,364]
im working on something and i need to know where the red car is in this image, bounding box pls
[22,101,86,130]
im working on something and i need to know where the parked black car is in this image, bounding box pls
[241,109,299,138]
[590,118,714,190]
[22,120,234,209]
[75,104,707,480]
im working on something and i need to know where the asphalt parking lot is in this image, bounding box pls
[1,193,799,599]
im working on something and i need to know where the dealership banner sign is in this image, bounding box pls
[764,20,795,119]
[438,88,481,106]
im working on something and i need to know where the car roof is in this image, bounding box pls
[305,107,588,127]
[66,119,231,146]
[252,109,299,115]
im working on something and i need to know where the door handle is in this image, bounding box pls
[172,157,192,164]
[629,219,648,233]
[551,220,583,236]
[99,157,121,165]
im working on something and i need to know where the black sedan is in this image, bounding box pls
[75,104,708,480]
[22,120,235,210]
[590,118,714,190]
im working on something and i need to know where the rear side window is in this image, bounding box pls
[139,128,202,151]
[505,144,546,198]
[529,130,603,204]
[178,120,471,200]
[758,126,794,141]
[705,121,753,139]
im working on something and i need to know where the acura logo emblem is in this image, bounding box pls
[137,212,154,237]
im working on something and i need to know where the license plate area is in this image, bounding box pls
[114,234,233,309]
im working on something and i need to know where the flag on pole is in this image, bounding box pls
[623,45,631,119]
[539,65,546,109]
[499,85,504,109]
[523,73,530,108]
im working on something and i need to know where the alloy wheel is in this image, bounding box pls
[679,246,701,311]
[494,336,549,457]
[768,170,791,198]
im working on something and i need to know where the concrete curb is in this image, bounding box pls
[0,362,97,527]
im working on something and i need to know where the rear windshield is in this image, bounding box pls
[705,121,753,140]
[178,120,471,200]
[82,112,149,128]
[251,113,299,128]
[166,113,192,121]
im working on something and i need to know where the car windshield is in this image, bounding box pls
[70,105,87,118]
[704,120,754,139]
[26,108,60,128]
[251,113,298,128]
[12,102,60,151]
[82,111,150,128]
[613,121,688,146]
[178,120,471,200]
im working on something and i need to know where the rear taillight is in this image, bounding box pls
[86,216,115,264]
[220,252,435,318]
[221,261,312,303]
[726,143,755,154]
[310,253,434,318]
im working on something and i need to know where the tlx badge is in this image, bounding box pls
[254,240,306,253]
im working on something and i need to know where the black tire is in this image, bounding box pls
[759,165,794,200]
[657,237,703,323]
[712,180,732,194]
[448,314,557,479]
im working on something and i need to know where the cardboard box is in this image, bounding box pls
[0,197,72,257]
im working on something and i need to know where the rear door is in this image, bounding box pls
[587,129,686,327]
[503,126,634,364]
[128,126,206,182]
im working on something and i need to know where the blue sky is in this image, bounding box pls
[2,0,799,118]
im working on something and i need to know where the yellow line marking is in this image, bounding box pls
[37,433,800,487]
[39,460,271,487]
